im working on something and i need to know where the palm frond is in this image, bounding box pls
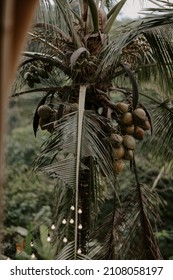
[22,51,70,74]
[35,0,60,30]
[73,85,87,257]
[89,208,120,260]
[143,26,173,95]
[142,0,173,13]
[27,31,65,58]
[33,22,69,41]
[51,182,76,253]
[34,110,116,191]
[87,0,99,32]
[98,12,173,87]
[56,241,91,259]
[105,0,127,33]
[33,88,117,256]
[91,182,162,260]
[54,0,82,48]
[142,99,173,170]
[13,50,70,93]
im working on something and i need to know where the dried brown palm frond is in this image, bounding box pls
[90,181,162,260]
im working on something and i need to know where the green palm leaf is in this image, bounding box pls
[105,0,127,33]
[142,99,173,169]
[34,112,116,190]
[87,0,99,32]
[98,12,173,90]
[144,26,173,95]
[36,0,82,48]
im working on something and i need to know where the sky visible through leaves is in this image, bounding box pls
[119,0,164,19]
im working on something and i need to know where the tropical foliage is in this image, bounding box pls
[12,0,173,259]
[3,104,55,259]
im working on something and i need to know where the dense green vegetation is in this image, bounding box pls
[3,98,55,259]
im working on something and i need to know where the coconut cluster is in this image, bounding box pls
[37,100,151,175]
[37,103,79,133]
[24,65,49,88]
[111,102,151,174]
[37,105,56,133]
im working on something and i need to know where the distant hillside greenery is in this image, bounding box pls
[3,97,55,259]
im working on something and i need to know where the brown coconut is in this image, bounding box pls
[116,102,129,113]
[110,133,123,148]
[142,120,151,131]
[113,145,125,160]
[122,112,133,126]
[37,104,53,119]
[125,124,135,135]
[134,126,145,140]
[114,160,125,174]
[123,135,136,150]
[133,108,146,122]
[40,118,54,133]
[39,117,50,130]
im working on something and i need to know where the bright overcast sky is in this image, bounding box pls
[119,0,165,19]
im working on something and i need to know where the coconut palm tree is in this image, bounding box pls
[13,0,173,259]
